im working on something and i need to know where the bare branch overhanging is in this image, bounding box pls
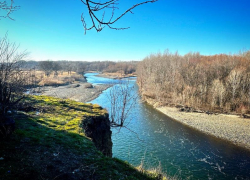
[0,0,20,20]
[1,0,157,33]
[80,0,158,34]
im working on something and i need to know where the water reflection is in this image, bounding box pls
[85,73,250,180]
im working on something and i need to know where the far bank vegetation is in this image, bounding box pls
[102,61,137,77]
[22,60,137,86]
[137,51,250,115]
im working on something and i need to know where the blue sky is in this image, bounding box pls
[1,0,250,61]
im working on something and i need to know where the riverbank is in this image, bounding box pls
[144,98,250,150]
[26,71,112,102]
[30,81,111,103]
[97,72,136,79]
[0,95,164,180]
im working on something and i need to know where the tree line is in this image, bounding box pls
[1,34,138,136]
[137,51,250,114]
[20,60,137,76]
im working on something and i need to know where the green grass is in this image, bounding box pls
[0,95,165,180]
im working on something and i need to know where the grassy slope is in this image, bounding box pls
[0,95,162,180]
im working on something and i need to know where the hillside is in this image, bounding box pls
[0,95,163,180]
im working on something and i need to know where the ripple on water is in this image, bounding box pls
[87,73,250,180]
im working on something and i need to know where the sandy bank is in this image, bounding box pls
[145,99,250,150]
[30,82,111,102]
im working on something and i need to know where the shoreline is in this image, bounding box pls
[96,72,136,79]
[144,98,250,151]
[30,81,111,103]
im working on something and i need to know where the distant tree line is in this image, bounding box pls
[103,61,137,74]
[137,51,250,114]
[20,60,137,76]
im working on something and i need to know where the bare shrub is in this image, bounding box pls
[84,83,93,88]
[211,79,226,108]
[0,34,28,119]
[70,73,83,81]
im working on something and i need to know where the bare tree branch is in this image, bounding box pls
[80,0,158,34]
[0,0,20,20]
[106,79,138,128]
[0,33,28,119]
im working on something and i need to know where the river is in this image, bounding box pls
[85,73,250,180]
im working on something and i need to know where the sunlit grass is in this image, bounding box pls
[1,95,164,180]
[22,95,106,135]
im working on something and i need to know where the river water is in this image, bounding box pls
[85,73,250,180]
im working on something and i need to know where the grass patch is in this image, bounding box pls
[0,95,163,180]
[35,71,83,86]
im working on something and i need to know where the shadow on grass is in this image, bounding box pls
[23,95,103,116]
[1,111,159,180]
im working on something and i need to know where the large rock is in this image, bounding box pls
[82,114,112,157]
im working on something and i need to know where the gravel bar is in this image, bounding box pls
[156,106,250,150]
[31,82,111,103]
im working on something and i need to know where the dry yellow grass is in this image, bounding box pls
[25,70,83,86]
[39,72,83,86]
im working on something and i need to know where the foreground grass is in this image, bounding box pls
[0,95,163,180]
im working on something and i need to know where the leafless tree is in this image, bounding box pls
[0,0,20,20]
[52,61,62,76]
[39,60,53,77]
[137,51,250,114]
[0,34,28,119]
[107,79,138,127]
[80,0,158,34]
[211,79,225,108]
